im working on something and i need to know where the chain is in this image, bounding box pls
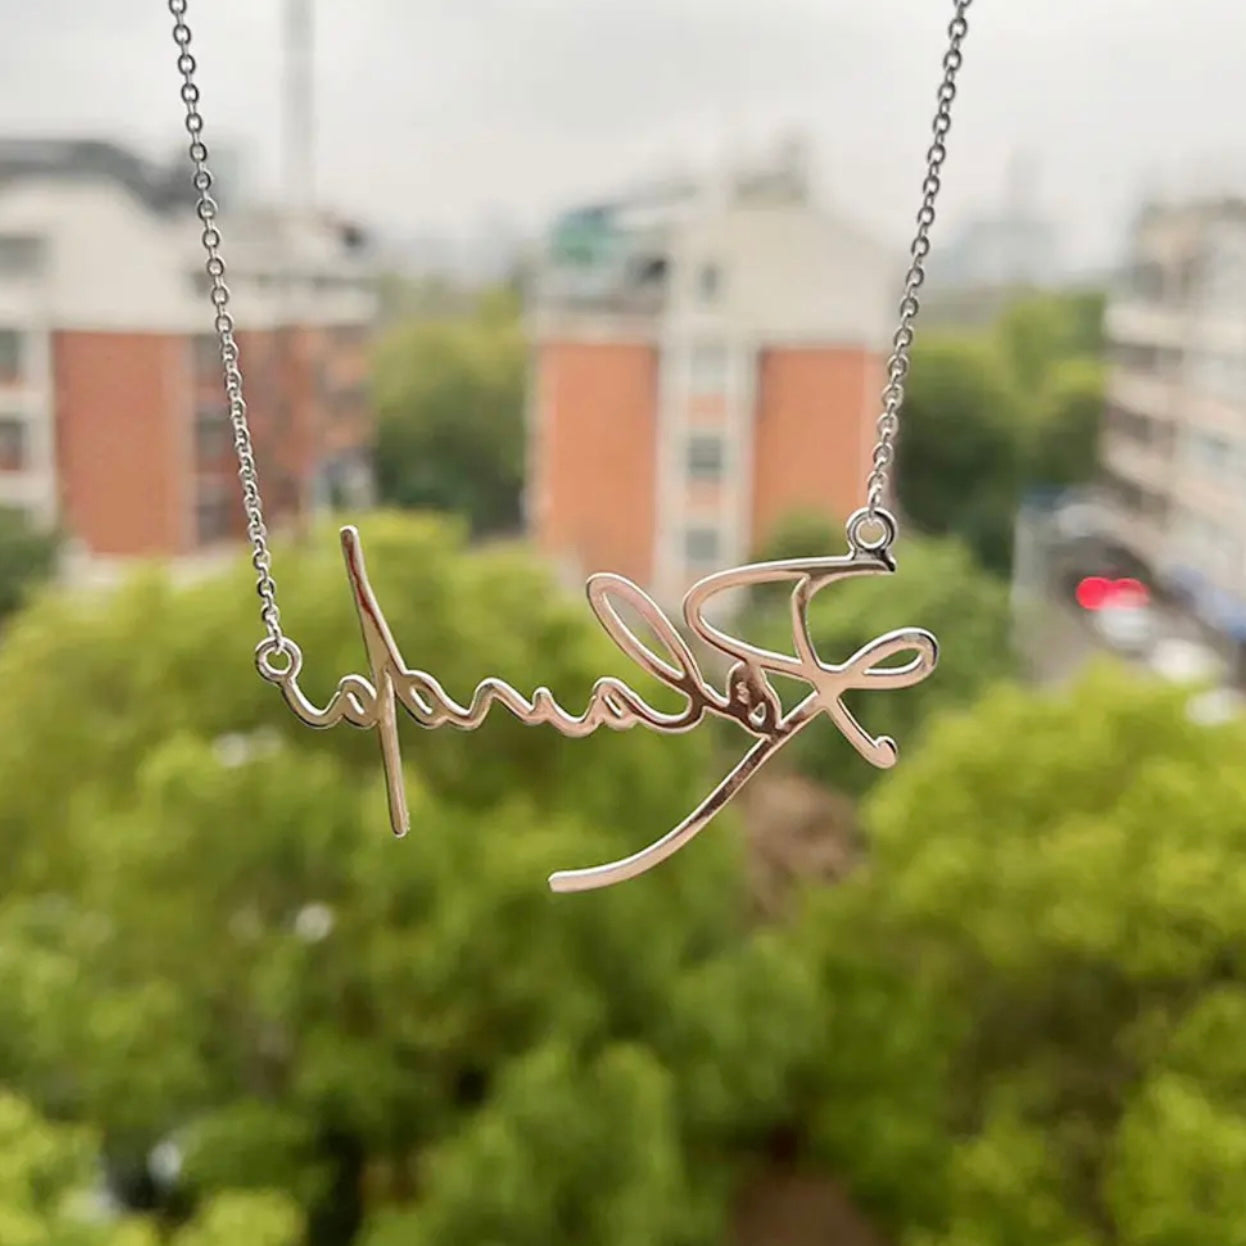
[168,0,297,674]
[848,0,973,556]
[169,0,968,591]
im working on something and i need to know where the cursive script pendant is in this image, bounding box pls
[255,527,937,892]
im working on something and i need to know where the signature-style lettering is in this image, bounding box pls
[258,526,938,892]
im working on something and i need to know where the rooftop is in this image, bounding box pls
[0,138,196,215]
[532,137,822,316]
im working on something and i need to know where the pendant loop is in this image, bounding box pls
[846,507,898,556]
[256,636,303,683]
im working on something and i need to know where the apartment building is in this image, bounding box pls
[0,140,376,579]
[526,141,898,605]
[1101,199,1246,646]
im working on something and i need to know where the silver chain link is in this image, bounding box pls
[171,0,969,587]
[168,0,295,669]
[849,0,973,556]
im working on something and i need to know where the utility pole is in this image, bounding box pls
[281,0,316,538]
[284,0,315,210]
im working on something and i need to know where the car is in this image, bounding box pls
[1148,637,1225,686]
[1092,604,1157,655]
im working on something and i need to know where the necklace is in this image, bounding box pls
[167,0,973,893]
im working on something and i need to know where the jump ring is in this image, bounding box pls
[255,636,302,683]
[846,507,898,556]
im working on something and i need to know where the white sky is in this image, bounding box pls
[1,0,1245,270]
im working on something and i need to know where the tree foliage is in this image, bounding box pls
[897,290,1106,573]
[0,506,58,624]
[1027,357,1105,490]
[895,336,1023,574]
[372,289,525,536]
[785,665,1246,1245]
[752,509,842,565]
[0,512,827,1245]
[0,1092,300,1246]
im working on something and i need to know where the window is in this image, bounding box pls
[686,432,724,481]
[1175,506,1239,581]
[0,330,21,383]
[1104,404,1166,447]
[0,416,25,470]
[0,236,43,278]
[195,488,233,546]
[1123,261,1165,302]
[1182,429,1236,478]
[1110,341,1184,379]
[333,381,368,420]
[1200,229,1246,311]
[685,526,721,567]
[1190,350,1246,405]
[335,323,370,352]
[195,405,232,463]
[192,333,220,378]
[696,262,722,303]
[689,342,728,397]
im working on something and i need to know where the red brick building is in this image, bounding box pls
[526,142,899,603]
[0,141,375,579]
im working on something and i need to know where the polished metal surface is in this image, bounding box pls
[256,528,937,891]
[860,0,973,555]
[169,0,974,890]
[168,0,288,658]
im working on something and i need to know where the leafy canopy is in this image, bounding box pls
[372,288,525,536]
[896,289,1106,573]
[0,512,827,1245]
[786,665,1246,1245]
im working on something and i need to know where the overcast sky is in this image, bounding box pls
[1,0,1244,271]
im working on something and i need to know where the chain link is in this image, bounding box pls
[171,0,967,583]
[168,0,294,667]
[853,0,973,554]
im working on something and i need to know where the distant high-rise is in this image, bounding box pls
[934,151,1060,292]
[0,139,377,579]
[526,141,899,604]
[1100,197,1246,659]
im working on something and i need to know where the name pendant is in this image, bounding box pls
[256,527,938,893]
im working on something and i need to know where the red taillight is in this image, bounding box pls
[1076,576,1151,611]
[1114,578,1150,608]
[1076,576,1111,611]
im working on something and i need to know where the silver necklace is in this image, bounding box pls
[167,0,973,893]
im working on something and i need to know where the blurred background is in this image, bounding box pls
[0,1,1245,1243]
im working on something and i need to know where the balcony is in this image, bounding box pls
[1101,429,1175,496]
[534,261,667,316]
[530,211,670,334]
[1105,300,1188,351]
[1106,368,1179,422]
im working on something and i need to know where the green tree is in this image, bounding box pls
[1061,289,1107,357]
[1026,357,1105,490]
[372,289,525,536]
[0,1092,300,1246]
[0,506,57,623]
[752,509,841,564]
[895,336,1024,574]
[896,290,1107,573]
[787,665,1246,1244]
[745,509,841,614]
[749,532,1014,797]
[0,512,827,1245]
[996,290,1106,389]
[361,1044,701,1246]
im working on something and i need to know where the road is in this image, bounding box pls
[1022,598,1211,689]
